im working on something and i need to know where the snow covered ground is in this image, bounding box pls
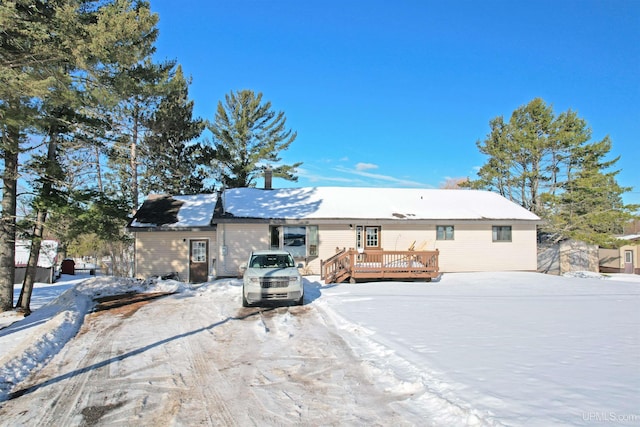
[1,271,639,426]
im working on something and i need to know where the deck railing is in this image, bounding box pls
[321,249,439,283]
[321,248,351,283]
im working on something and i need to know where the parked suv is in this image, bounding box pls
[241,250,304,307]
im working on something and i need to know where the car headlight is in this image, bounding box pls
[289,276,300,283]
[248,277,260,284]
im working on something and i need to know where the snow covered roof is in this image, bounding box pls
[619,234,640,241]
[221,187,541,221]
[15,240,59,268]
[129,194,218,228]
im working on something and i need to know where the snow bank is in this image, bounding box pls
[0,276,190,401]
[1,272,639,426]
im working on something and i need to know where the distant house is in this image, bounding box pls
[15,240,59,284]
[128,187,541,283]
[599,234,639,274]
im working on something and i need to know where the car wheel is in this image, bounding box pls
[296,294,304,306]
[242,288,250,307]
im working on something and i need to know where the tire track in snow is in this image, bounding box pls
[229,304,421,426]
[3,309,131,425]
[178,324,237,426]
[314,298,506,426]
[0,287,434,426]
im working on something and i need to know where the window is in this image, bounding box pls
[366,227,379,247]
[271,225,318,257]
[284,226,306,257]
[191,241,207,262]
[492,226,512,242]
[356,226,381,249]
[250,253,295,268]
[308,226,319,257]
[437,225,454,240]
[270,226,281,250]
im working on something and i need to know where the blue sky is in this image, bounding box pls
[149,0,639,205]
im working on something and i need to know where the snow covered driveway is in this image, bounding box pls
[1,272,639,426]
[0,282,425,426]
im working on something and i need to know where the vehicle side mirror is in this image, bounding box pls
[240,263,247,271]
[297,263,303,268]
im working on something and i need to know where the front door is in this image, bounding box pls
[189,239,209,283]
[624,250,634,274]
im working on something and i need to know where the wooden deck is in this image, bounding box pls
[321,248,440,283]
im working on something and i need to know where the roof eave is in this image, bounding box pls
[212,217,541,225]
[127,225,217,232]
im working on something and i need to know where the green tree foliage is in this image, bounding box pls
[16,109,68,313]
[103,58,173,211]
[542,137,636,246]
[468,98,637,245]
[140,65,206,195]
[0,0,160,312]
[0,0,73,312]
[208,89,301,188]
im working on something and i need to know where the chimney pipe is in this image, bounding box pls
[264,167,272,190]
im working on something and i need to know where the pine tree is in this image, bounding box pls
[17,102,69,314]
[208,89,302,188]
[140,66,206,195]
[0,0,161,312]
[544,137,636,246]
[468,98,638,245]
[0,0,66,311]
[468,98,558,213]
[99,58,172,212]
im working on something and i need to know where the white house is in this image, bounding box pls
[128,187,541,283]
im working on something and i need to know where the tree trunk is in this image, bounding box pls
[130,107,139,214]
[0,125,19,312]
[95,145,103,193]
[16,210,47,315]
[18,131,57,313]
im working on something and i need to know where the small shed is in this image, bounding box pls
[538,239,599,275]
[15,240,59,284]
[61,258,76,275]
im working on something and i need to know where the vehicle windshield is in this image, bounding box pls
[250,254,295,268]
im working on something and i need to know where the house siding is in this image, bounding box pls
[379,224,435,252]
[312,225,353,275]
[314,222,538,274]
[134,231,216,280]
[599,243,639,274]
[432,223,537,272]
[215,223,270,277]
[136,222,538,279]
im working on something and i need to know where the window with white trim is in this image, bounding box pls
[492,226,512,242]
[436,225,455,240]
[356,226,381,249]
